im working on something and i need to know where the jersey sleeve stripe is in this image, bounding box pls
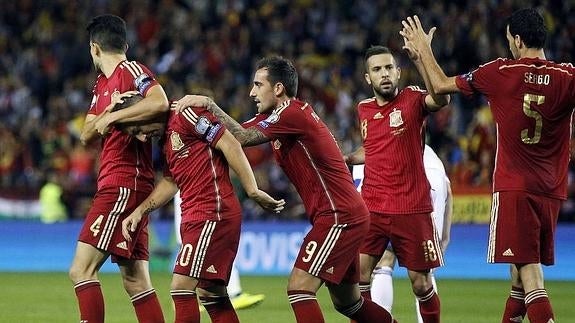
[499,63,573,76]
[128,61,144,74]
[182,108,198,125]
[121,61,139,79]
[274,99,291,115]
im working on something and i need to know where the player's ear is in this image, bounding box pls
[397,66,401,80]
[364,73,371,85]
[514,35,523,49]
[274,82,284,96]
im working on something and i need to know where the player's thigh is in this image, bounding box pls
[294,216,369,285]
[359,211,391,259]
[79,187,150,260]
[69,241,109,280]
[392,212,443,271]
[174,215,241,284]
[488,191,560,265]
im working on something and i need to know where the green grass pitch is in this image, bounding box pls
[0,272,573,322]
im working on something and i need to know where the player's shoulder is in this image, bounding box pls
[358,97,376,108]
[403,85,427,94]
[275,99,308,116]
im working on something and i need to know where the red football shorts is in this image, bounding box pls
[173,214,241,285]
[487,191,560,265]
[361,211,443,271]
[293,214,370,284]
[78,186,151,261]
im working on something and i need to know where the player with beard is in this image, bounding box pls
[345,45,450,323]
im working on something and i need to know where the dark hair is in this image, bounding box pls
[507,8,547,49]
[255,56,298,97]
[111,94,166,130]
[111,94,144,112]
[87,14,127,53]
[364,46,394,70]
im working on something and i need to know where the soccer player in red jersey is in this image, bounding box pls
[115,103,284,323]
[401,8,575,323]
[68,15,169,323]
[344,45,450,323]
[173,56,396,323]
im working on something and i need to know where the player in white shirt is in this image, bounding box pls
[353,145,452,322]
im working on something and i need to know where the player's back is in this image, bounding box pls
[91,61,157,192]
[464,57,575,198]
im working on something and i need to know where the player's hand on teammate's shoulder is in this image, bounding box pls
[172,94,213,114]
[248,189,286,214]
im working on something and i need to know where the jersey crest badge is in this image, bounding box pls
[170,131,185,151]
[273,139,282,150]
[389,108,403,128]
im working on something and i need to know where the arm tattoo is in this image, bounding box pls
[208,100,269,146]
[142,200,158,215]
[236,128,269,147]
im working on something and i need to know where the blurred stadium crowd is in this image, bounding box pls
[1,0,574,221]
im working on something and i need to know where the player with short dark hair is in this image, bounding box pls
[173,55,396,323]
[117,101,284,323]
[401,8,575,323]
[345,44,450,323]
[68,14,169,323]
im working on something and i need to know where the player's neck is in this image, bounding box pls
[275,96,292,108]
[519,48,546,60]
[373,91,396,106]
[100,53,128,78]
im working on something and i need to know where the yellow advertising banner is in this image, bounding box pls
[452,193,492,223]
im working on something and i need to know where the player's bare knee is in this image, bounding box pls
[409,270,433,295]
[68,262,97,283]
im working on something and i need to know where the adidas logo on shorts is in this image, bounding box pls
[116,241,128,250]
[502,248,514,256]
[206,265,218,274]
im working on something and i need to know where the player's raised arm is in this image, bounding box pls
[400,15,459,95]
[401,23,450,111]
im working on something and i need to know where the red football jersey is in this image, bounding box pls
[88,60,158,192]
[163,108,241,223]
[358,87,433,214]
[456,57,575,199]
[245,99,367,223]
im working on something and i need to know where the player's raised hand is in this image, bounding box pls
[402,37,419,61]
[400,15,436,53]
[172,95,213,114]
[248,190,286,213]
[121,212,143,241]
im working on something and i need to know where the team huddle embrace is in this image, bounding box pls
[70,8,569,323]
